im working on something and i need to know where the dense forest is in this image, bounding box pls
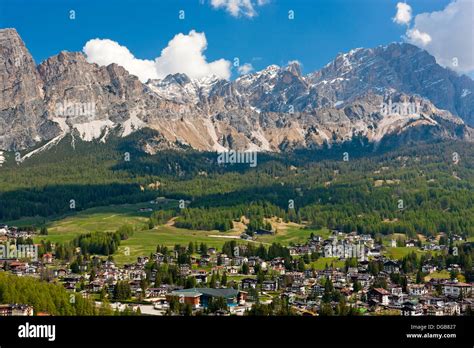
[0,272,98,315]
[54,225,134,261]
[1,134,473,239]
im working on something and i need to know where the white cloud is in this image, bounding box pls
[404,0,474,73]
[154,30,231,80]
[210,0,269,18]
[287,60,301,66]
[83,30,231,82]
[393,2,412,25]
[406,29,432,46]
[83,39,158,82]
[238,63,254,74]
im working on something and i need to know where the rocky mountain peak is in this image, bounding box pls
[162,73,192,86]
[0,28,44,104]
[0,28,50,150]
[307,42,474,126]
[0,28,473,155]
[286,61,302,77]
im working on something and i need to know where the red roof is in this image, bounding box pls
[373,288,390,295]
[9,262,24,267]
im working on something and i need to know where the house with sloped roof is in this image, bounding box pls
[401,300,423,316]
[241,278,257,290]
[442,281,473,298]
[167,287,247,308]
[369,288,390,305]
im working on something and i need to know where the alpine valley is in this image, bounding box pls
[0,24,474,321]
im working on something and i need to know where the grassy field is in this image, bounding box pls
[25,201,439,267]
[32,202,160,244]
[113,223,331,265]
[385,247,430,260]
[25,202,332,265]
[308,257,345,270]
[256,226,330,245]
[227,274,256,282]
[424,270,450,281]
[24,201,249,264]
[114,225,250,265]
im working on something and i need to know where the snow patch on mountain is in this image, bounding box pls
[73,120,115,142]
[372,113,436,142]
[121,114,145,137]
[21,133,66,161]
[146,74,222,104]
[21,117,70,160]
[203,118,227,152]
[461,89,471,98]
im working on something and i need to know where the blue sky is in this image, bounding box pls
[0,0,462,78]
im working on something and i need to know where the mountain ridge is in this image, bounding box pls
[1,28,473,156]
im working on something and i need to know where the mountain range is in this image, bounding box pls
[1,28,473,156]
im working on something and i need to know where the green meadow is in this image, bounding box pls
[20,200,440,266]
[114,226,246,265]
[424,270,450,281]
[20,200,332,265]
[385,246,436,260]
[31,202,158,244]
[255,226,330,245]
[308,257,345,270]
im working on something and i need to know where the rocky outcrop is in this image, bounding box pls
[0,28,473,154]
[307,43,474,125]
[0,28,51,150]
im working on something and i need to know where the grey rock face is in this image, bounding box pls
[0,28,473,155]
[307,43,474,126]
[0,28,50,150]
[38,52,153,134]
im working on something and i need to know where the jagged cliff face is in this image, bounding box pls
[38,51,155,142]
[307,44,474,125]
[0,28,473,154]
[0,29,50,150]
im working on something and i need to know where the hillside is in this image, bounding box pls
[1,136,473,244]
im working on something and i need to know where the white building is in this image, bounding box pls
[442,282,473,298]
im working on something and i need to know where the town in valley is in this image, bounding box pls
[1,216,472,317]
